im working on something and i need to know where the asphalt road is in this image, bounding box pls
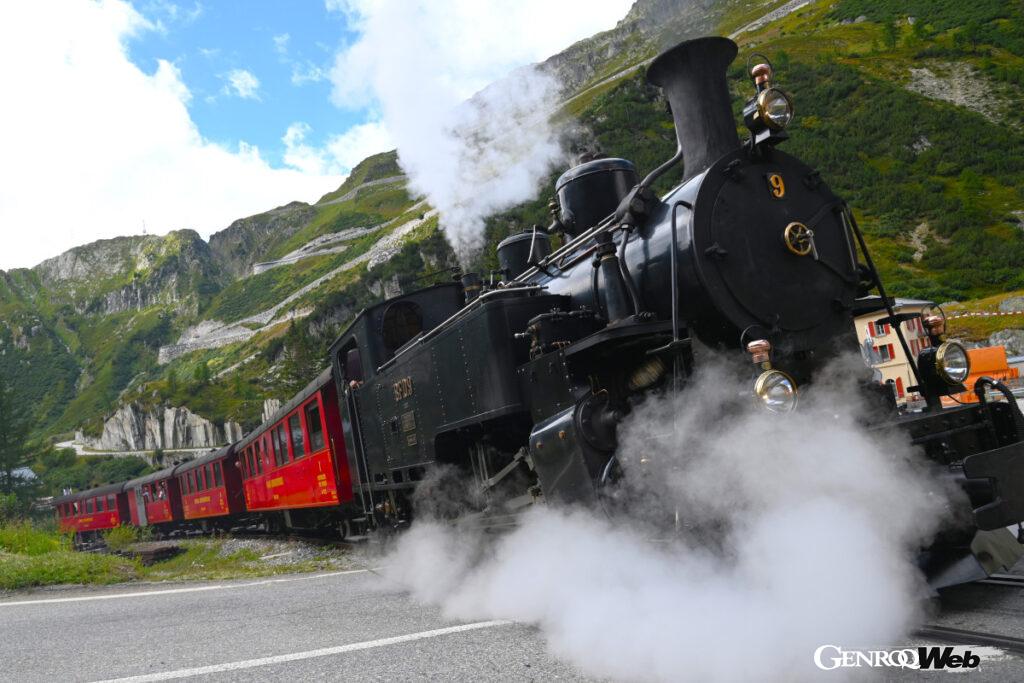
[0,568,590,682]
[5,563,1024,681]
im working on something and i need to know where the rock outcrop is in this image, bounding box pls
[209,202,317,278]
[990,329,1024,357]
[34,230,223,316]
[76,403,242,451]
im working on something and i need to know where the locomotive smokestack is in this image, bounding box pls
[646,37,740,183]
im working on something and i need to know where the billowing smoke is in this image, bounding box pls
[378,357,962,680]
[330,0,632,260]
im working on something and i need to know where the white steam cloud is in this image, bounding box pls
[329,0,632,259]
[378,358,960,680]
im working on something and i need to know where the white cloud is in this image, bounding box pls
[0,0,342,270]
[290,62,325,86]
[283,120,393,176]
[273,32,289,55]
[224,68,260,99]
[325,121,393,171]
[328,0,633,257]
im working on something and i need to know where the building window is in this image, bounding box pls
[305,401,325,452]
[289,413,306,460]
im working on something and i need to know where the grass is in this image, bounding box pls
[0,550,138,590]
[0,522,349,591]
[134,540,333,583]
[103,524,151,552]
[0,521,67,555]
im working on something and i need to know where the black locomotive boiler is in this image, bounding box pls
[328,37,1024,586]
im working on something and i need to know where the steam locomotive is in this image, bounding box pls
[55,37,1024,588]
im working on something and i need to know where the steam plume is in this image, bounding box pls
[330,0,631,260]
[379,358,960,680]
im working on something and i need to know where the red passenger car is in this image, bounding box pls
[174,445,245,527]
[235,368,353,530]
[53,483,130,542]
[125,467,182,529]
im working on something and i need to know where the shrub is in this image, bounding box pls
[103,524,151,552]
[0,521,68,555]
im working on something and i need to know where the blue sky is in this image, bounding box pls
[127,0,362,168]
[0,0,632,269]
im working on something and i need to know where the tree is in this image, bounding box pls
[193,361,211,386]
[167,368,178,394]
[277,321,322,396]
[882,19,899,50]
[0,374,36,509]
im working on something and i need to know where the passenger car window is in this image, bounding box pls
[305,401,325,452]
[97,497,105,512]
[86,499,94,513]
[273,425,288,466]
[257,440,265,473]
[289,413,305,459]
[109,494,117,509]
[206,464,215,488]
[214,462,223,487]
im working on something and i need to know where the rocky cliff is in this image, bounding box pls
[75,403,243,452]
[208,202,317,279]
[34,229,223,316]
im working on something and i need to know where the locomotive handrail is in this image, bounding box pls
[514,212,620,282]
[375,284,548,373]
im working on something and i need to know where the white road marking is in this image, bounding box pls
[0,569,371,607]
[93,620,513,682]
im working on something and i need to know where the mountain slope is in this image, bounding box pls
[3,0,1023,447]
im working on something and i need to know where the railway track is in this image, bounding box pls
[977,572,1024,588]
[914,625,1024,655]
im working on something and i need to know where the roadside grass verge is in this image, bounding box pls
[0,524,349,592]
[0,551,138,591]
[135,540,332,583]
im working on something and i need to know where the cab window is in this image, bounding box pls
[305,401,325,452]
[381,301,423,356]
[289,413,305,460]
